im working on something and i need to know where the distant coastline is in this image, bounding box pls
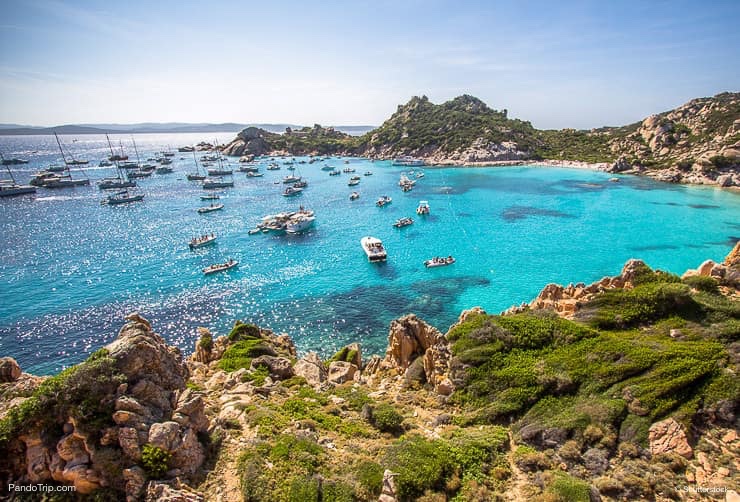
[0,123,376,136]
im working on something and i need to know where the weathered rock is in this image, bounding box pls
[145,479,205,501]
[118,427,142,461]
[173,389,209,433]
[191,328,213,364]
[56,433,90,469]
[582,448,609,475]
[293,352,328,386]
[648,418,693,459]
[0,357,21,382]
[327,361,357,384]
[170,427,205,476]
[148,421,182,453]
[123,466,147,502]
[378,469,399,502]
[250,355,294,380]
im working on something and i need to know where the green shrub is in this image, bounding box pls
[141,444,171,479]
[355,461,384,498]
[288,476,319,501]
[218,339,275,372]
[198,332,213,351]
[447,426,509,481]
[545,472,591,502]
[321,481,355,502]
[682,275,720,294]
[384,435,454,500]
[228,321,261,342]
[370,403,404,433]
[242,365,270,386]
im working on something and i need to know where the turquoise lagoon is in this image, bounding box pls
[1,134,739,374]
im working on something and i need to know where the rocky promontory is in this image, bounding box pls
[1,245,739,501]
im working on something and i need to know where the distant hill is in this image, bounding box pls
[0,123,375,136]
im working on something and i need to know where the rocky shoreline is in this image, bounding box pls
[1,243,738,501]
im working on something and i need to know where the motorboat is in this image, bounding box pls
[155,166,174,174]
[239,165,260,173]
[282,186,303,197]
[321,165,335,171]
[342,167,356,173]
[203,259,238,275]
[0,182,36,197]
[416,171,425,178]
[392,156,425,167]
[349,191,360,200]
[361,236,387,262]
[424,256,455,268]
[1,158,28,165]
[46,164,67,172]
[98,160,114,167]
[200,194,220,200]
[119,161,138,169]
[329,170,340,176]
[376,195,392,207]
[393,217,414,228]
[103,190,144,205]
[348,177,360,186]
[247,172,264,177]
[127,170,152,179]
[187,173,206,181]
[286,214,316,234]
[364,171,373,176]
[293,180,308,188]
[203,178,234,189]
[609,177,620,182]
[207,168,233,176]
[266,163,281,170]
[197,203,224,213]
[189,234,217,249]
[416,200,430,215]
[283,175,301,183]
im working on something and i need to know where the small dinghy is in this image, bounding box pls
[202,259,238,275]
[200,194,220,200]
[197,203,224,213]
[376,195,392,207]
[393,217,414,228]
[424,256,455,268]
[349,191,360,200]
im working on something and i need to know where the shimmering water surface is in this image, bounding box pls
[1,134,739,374]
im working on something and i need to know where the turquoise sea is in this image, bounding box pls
[1,133,739,375]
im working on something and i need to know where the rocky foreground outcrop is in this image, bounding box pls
[0,314,209,501]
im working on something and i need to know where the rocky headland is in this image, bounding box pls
[1,243,739,501]
[220,92,740,188]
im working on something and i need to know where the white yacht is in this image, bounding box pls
[286,214,316,234]
[103,190,144,205]
[392,156,425,167]
[203,178,234,189]
[416,200,430,215]
[361,236,387,262]
[376,195,392,207]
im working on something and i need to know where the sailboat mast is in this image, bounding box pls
[0,151,18,184]
[131,136,141,165]
[192,148,200,175]
[106,134,122,178]
[54,132,69,165]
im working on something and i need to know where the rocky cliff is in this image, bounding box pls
[1,246,739,501]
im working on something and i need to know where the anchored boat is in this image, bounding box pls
[424,256,455,268]
[203,259,238,275]
[197,203,224,214]
[361,236,387,262]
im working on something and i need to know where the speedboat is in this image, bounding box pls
[364,171,373,176]
[361,236,387,262]
[424,256,455,268]
[203,259,238,275]
[393,217,414,228]
[286,214,316,234]
[416,200,430,215]
[103,190,144,205]
[293,180,308,188]
[266,163,281,170]
[283,175,301,183]
[282,186,303,197]
[329,170,340,176]
[349,191,360,200]
[189,234,217,249]
[197,203,224,213]
[247,172,264,177]
[342,167,356,173]
[200,194,220,200]
[416,171,425,178]
[348,177,360,186]
[155,166,174,174]
[376,195,392,207]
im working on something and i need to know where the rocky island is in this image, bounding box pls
[1,242,738,501]
[221,92,740,187]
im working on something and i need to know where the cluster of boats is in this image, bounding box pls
[248,207,316,235]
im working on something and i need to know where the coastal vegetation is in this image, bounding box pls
[0,246,738,501]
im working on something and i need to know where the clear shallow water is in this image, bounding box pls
[1,134,739,374]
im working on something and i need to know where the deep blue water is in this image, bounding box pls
[1,134,739,374]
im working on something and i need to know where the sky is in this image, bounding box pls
[1,0,738,129]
